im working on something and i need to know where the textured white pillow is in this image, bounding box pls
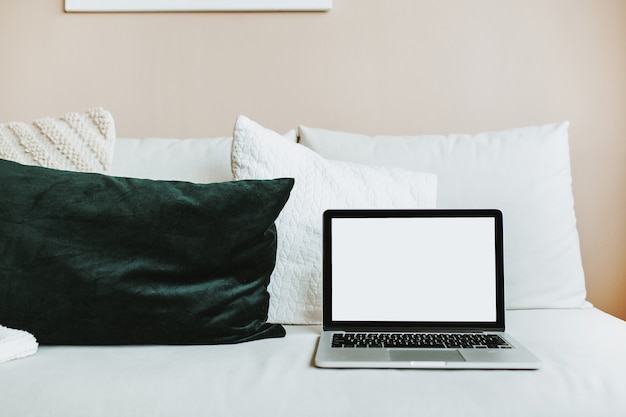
[232,116,437,324]
[0,108,115,173]
[299,122,589,310]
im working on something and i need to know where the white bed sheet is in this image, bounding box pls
[1,308,624,417]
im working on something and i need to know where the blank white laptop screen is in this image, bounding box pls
[330,216,497,323]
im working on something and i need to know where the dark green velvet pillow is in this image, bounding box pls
[0,158,293,345]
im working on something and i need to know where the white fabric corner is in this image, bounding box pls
[0,325,38,364]
[232,116,437,324]
[298,122,589,310]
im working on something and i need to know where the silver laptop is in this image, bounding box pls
[314,209,541,370]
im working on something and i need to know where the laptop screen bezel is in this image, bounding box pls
[322,209,506,332]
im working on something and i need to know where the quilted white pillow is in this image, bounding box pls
[232,116,437,324]
[299,122,589,310]
[0,108,115,173]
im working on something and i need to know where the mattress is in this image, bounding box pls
[1,308,624,417]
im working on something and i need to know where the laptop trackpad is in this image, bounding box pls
[389,350,465,362]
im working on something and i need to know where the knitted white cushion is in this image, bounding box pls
[0,108,115,173]
[232,116,437,324]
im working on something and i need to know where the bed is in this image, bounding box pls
[1,110,625,417]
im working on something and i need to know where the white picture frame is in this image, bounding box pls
[65,0,332,12]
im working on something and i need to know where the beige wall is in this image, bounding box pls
[1,0,625,319]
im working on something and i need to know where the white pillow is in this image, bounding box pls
[0,108,115,173]
[110,130,297,183]
[232,116,437,324]
[299,122,589,310]
[111,137,234,183]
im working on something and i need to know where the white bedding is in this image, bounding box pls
[2,117,624,416]
[2,308,624,417]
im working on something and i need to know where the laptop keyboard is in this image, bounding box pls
[331,333,512,349]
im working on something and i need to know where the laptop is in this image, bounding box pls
[314,209,541,370]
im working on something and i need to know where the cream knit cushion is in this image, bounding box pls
[0,108,115,173]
